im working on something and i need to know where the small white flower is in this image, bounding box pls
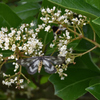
[78,14,82,18]
[66,30,70,36]
[17,31,21,35]
[14,69,17,72]
[41,8,45,13]
[64,73,67,77]
[46,8,51,13]
[67,36,71,39]
[2,80,5,85]
[83,23,86,25]
[65,9,69,12]
[30,22,34,27]
[10,55,15,59]
[20,85,24,89]
[26,24,29,26]
[14,77,17,81]
[50,43,54,48]
[7,82,11,86]
[10,79,14,83]
[53,6,56,11]
[61,77,64,80]
[59,68,63,73]
[35,28,40,32]
[18,46,22,50]
[67,58,71,62]
[3,73,7,77]
[15,65,19,69]
[44,25,51,32]
[19,79,24,83]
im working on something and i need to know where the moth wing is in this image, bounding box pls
[27,59,40,74]
[53,56,65,65]
[43,56,56,63]
[44,56,65,65]
[43,59,56,74]
[17,57,39,74]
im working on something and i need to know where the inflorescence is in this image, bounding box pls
[0,6,87,88]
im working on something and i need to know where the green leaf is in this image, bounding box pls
[0,50,13,57]
[91,19,100,39]
[89,76,100,86]
[86,83,100,100]
[85,0,100,10]
[92,17,100,25]
[28,81,37,89]
[18,0,42,3]
[40,76,49,84]
[75,24,94,51]
[13,2,41,20]
[0,15,10,28]
[48,0,100,19]
[5,62,15,75]
[0,3,22,28]
[80,53,100,73]
[68,39,80,49]
[49,53,100,100]
[49,68,99,100]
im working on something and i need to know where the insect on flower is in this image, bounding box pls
[17,56,65,74]
[52,25,66,36]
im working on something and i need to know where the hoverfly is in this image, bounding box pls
[17,56,64,74]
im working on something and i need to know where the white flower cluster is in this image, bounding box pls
[13,62,19,72]
[2,73,24,88]
[56,64,68,80]
[1,22,45,87]
[40,7,87,26]
[0,22,43,56]
[40,7,81,80]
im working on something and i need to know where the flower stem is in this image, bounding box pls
[79,46,97,56]
[21,73,30,83]
[83,37,100,48]
[73,46,97,57]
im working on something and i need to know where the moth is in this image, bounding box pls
[17,56,65,74]
[52,25,66,35]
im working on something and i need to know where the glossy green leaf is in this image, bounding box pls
[48,0,100,19]
[67,39,80,49]
[49,68,99,100]
[80,53,100,73]
[0,15,10,28]
[92,17,100,25]
[86,83,100,100]
[5,62,15,75]
[85,0,100,10]
[91,20,100,38]
[89,76,100,86]
[0,3,22,28]
[49,53,100,100]
[75,24,94,51]
[18,0,42,3]
[0,50,13,57]
[13,2,41,20]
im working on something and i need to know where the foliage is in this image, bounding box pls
[0,0,100,100]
